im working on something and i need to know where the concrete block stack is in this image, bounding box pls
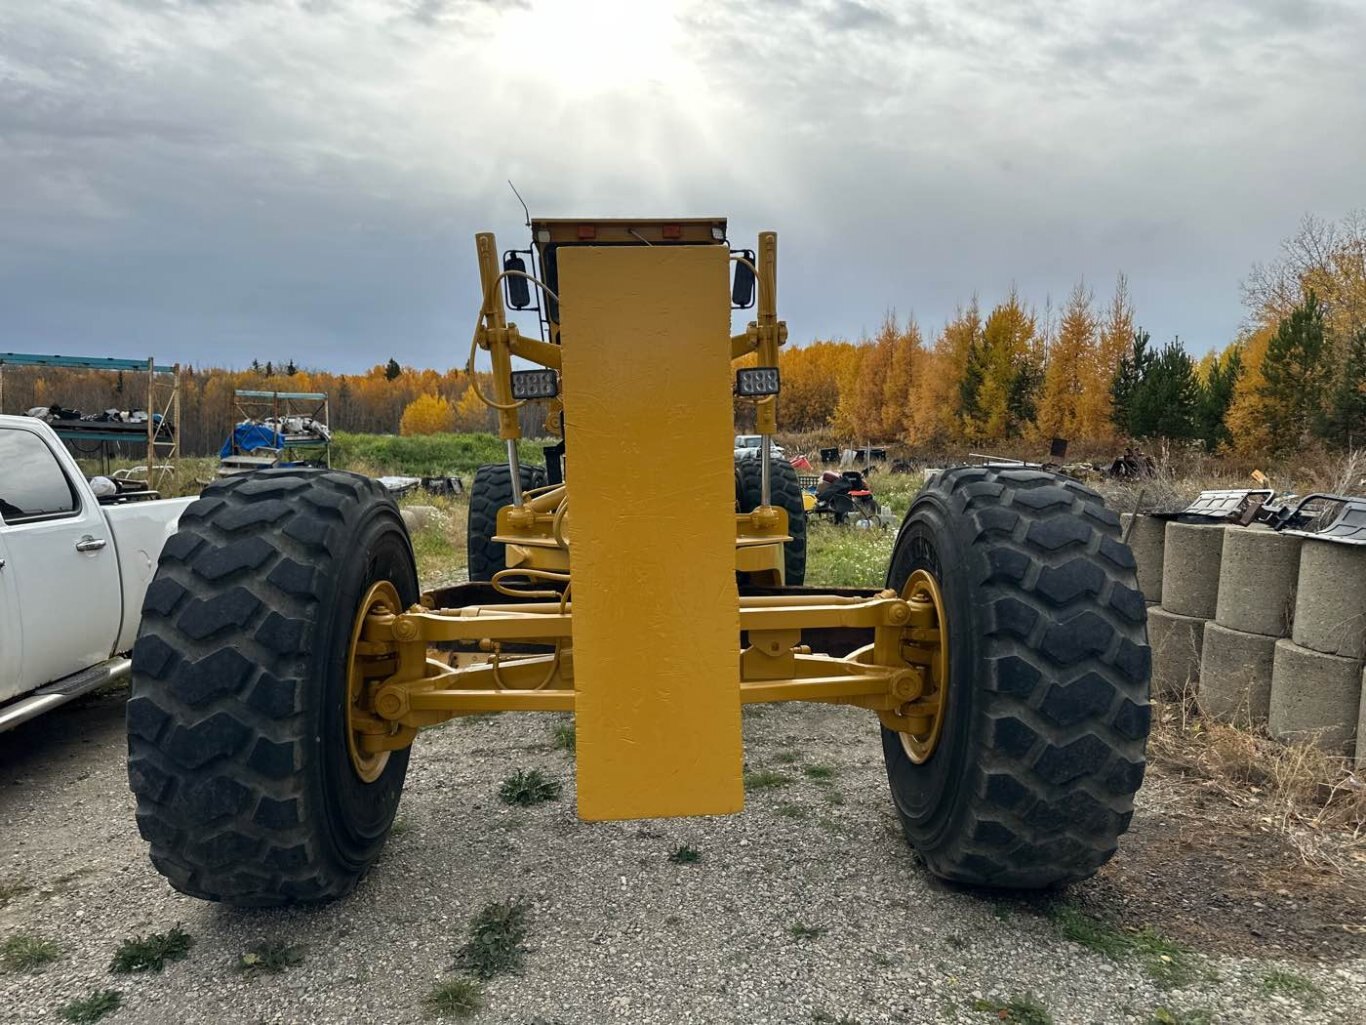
[1198,526,1301,727]
[1120,506,1363,760]
[1148,521,1225,698]
[1120,512,1165,606]
[1269,538,1366,756]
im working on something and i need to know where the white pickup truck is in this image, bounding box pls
[0,415,194,730]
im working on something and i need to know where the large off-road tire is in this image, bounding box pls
[736,458,808,586]
[468,462,547,581]
[882,466,1150,889]
[126,469,419,906]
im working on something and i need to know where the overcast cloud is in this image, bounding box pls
[2,0,1363,372]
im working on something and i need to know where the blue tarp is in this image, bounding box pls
[220,424,285,459]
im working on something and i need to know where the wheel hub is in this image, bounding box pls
[897,568,949,764]
[346,580,403,783]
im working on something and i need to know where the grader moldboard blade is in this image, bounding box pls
[126,217,1152,907]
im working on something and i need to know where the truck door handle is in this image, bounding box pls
[75,536,107,553]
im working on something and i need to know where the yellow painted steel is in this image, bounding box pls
[557,243,743,820]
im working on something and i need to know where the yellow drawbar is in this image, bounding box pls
[558,244,744,820]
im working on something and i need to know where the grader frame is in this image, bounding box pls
[127,212,1147,904]
[346,218,948,820]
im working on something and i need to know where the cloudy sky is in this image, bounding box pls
[3,0,1364,373]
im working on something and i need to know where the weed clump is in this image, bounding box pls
[110,925,194,974]
[499,769,561,806]
[236,941,304,976]
[1,934,60,972]
[424,977,483,1019]
[455,899,530,979]
[58,990,122,1023]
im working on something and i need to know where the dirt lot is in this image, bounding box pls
[2,687,1363,1025]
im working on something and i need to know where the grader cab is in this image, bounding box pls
[126,217,1151,907]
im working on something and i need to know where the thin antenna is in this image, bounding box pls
[508,180,531,227]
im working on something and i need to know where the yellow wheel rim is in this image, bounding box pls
[345,580,401,784]
[898,568,950,764]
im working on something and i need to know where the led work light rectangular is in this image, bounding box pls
[735,366,780,397]
[510,369,559,400]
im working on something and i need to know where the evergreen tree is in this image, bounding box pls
[1129,339,1200,440]
[250,358,262,373]
[1109,329,1152,435]
[1259,293,1330,448]
[1321,326,1366,448]
[385,358,403,381]
[264,361,274,376]
[285,359,298,376]
[958,338,986,435]
[1006,351,1044,433]
[1195,345,1243,450]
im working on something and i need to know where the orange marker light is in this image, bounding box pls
[577,224,597,240]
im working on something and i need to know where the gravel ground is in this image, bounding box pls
[2,688,1363,1025]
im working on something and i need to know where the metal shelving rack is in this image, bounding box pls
[0,352,181,479]
[223,389,331,471]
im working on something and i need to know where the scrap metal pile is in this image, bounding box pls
[25,403,173,437]
[1151,488,1366,545]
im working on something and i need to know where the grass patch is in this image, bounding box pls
[822,789,846,806]
[551,721,576,753]
[745,769,793,790]
[407,502,464,583]
[788,922,826,940]
[58,990,122,1023]
[813,1013,860,1025]
[803,518,898,588]
[971,994,1053,1025]
[1260,967,1322,1004]
[499,769,561,806]
[455,900,530,979]
[236,941,304,976]
[0,878,31,906]
[1,934,60,971]
[333,431,545,477]
[669,845,702,865]
[109,925,194,974]
[775,750,800,764]
[424,976,484,1019]
[776,802,808,819]
[1050,905,1202,989]
[390,815,412,837]
[804,763,837,782]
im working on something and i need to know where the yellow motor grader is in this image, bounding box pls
[126,218,1151,906]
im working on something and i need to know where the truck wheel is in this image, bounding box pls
[126,469,419,906]
[736,458,808,585]
[468,463,547,581]
[882,466,1150,889]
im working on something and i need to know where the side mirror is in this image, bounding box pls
[504,254,531,309]
[731,253,756,308]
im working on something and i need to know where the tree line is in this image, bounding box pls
[754,211,1365,455]
[3,212,1361,459]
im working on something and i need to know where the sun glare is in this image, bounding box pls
[491,0,686,95]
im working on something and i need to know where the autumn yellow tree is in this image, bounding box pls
[778,340,857,431]
[833,320,895,439]
[1036,282,1098,442]
[1076,274,1133,441]
[963,289,1036,441]
[400,393,455,435]
[450,385,495,432]
[905,301,979,446]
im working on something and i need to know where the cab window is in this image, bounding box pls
[0,431,80,523]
